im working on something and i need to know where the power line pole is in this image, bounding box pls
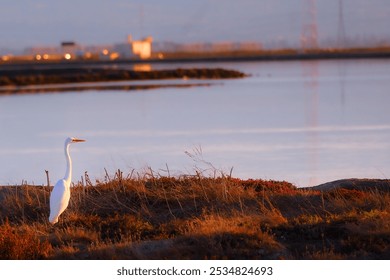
[337,0,347,48]
[301,0,319,52]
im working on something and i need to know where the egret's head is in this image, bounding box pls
[71,137,86,143]
[66,137,86,144]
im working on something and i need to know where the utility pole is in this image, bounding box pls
[337,0,347,48]
[301,0,319,52]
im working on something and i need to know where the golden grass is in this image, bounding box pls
[0,173,389,259]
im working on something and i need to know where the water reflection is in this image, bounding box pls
[0,60,389,187]
[337,59,347,119]
[302,60,319,186]
[0,81,213,95]
[133,64,152,72]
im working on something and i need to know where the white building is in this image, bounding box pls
[127,35,153,59]
[24,35,153,61]
[108,35,153,60]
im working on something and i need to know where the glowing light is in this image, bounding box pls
[102,49,109,55]
[110,52,119,60]
[43,54,49,60]
[64,53,72,60]
[35,54,42,60]
[1,55,10,61]
[133,64,152,71]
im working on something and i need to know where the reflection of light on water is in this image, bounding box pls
[133,64,152,72]
[1,60,389,186]
[338,60,347,122]
[302,61,319,186]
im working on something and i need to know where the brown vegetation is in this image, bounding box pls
[0,173,389,260]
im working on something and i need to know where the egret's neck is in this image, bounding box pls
[64,143,72,184]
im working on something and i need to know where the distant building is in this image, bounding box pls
[109,35,153,60]
[127,35,153,59]
[25,41,83,60]
[61,41,84,59]
[23,36,153,61]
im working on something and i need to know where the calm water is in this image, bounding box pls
[0,59,389,187]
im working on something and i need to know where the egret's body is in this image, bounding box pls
[49,137,85,224]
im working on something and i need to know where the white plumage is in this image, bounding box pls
[49,137,85,224]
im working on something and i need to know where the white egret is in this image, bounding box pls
[49,137,86,224]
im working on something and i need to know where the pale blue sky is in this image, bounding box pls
[0,0,389,50]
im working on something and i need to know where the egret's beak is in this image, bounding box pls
[72,138,86,143]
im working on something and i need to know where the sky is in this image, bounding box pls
[0,0,390,51]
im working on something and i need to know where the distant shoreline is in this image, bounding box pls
[0,82,215,95]
[153,49,390,63]
[2,48,390,69]
[0,67,246,94]
[1,49,389,94]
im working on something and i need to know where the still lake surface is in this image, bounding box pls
[0,59,389,187]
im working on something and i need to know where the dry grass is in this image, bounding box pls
[0,173,389,259]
